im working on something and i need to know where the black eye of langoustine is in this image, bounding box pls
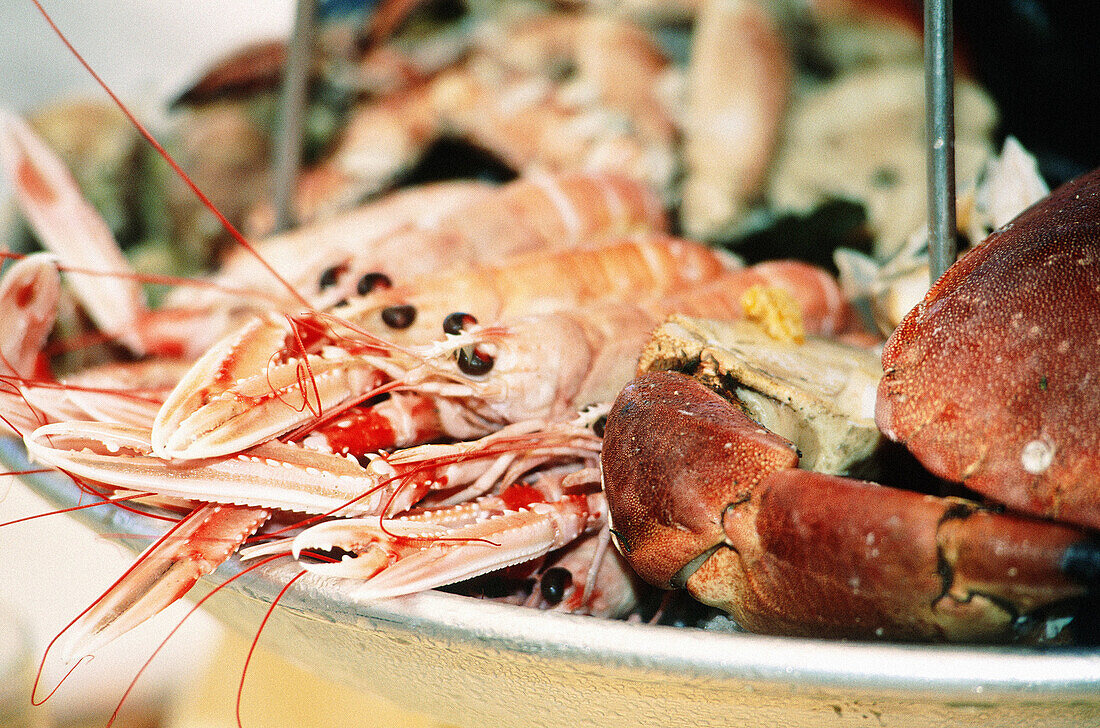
[540,567,572,605]
[443,311,477,335]
[592,415,607,438]
[457,346,494,375]
[357,272,392,296]
[381,304,416,329]
[318,265,342,290]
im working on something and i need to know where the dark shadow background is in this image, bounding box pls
[955,0,1099,185]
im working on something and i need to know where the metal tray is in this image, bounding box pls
[4,436,1098,728]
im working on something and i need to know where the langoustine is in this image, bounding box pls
[147,247,857,461]
[3,110,671,358]
[7,201,858,655]
[200,169,669,311]
[0,72,687,645]
[0,0,1049,686]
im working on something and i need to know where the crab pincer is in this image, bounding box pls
[602,371,1098,642]
[601,166,1100,642]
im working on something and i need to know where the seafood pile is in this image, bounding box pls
[1,0,1097,683]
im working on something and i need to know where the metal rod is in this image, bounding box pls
[272,0,317,234]
[925,0,956,282]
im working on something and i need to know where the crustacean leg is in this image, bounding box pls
[24,421,433,516]
[17,359,193,430]
[57,502,271,661]
[286,486,604,601]
[0,111,244,359]
[0,111,149,354]
[0,253,61,434]
[0,253,60,379]
[278,448,607,604]
[601,371,1099,642]
[0,262,277,661]
[24,415,603,647]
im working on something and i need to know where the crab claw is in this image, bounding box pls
[878,166,1100,530]
[602,371,1099,641]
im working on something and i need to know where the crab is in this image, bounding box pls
[600,166,1100,642]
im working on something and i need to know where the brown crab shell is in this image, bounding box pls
[877,166,1100,530]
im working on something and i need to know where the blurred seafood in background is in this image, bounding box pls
[678,0,789,240]
[766,65,997,259]
[8,0,1018,278]
[835,137,1049,337]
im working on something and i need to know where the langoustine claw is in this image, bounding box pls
[0,111,149,354]
[59,502,271,661]
[0,253,60,380]
[0,253,61,435]
[285,477,606,603]
[602,370,1098,642]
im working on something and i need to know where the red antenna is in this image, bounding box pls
[29,0,312,311]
